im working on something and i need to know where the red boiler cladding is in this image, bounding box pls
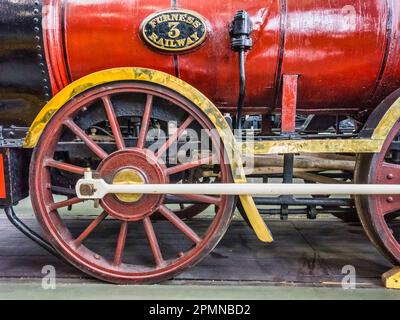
[43,0,400,116]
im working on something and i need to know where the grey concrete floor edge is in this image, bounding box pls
[0,282,399,300]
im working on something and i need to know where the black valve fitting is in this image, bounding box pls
[229,10,253,131]
[229,10,253,52]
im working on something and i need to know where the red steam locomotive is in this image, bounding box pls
[0,0,399,284]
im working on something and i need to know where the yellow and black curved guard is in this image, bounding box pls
[24,67,274,243]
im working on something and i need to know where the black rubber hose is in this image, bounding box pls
[4,206,62,259]
[236,49,246,131]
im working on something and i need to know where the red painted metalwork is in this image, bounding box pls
[45,158,86,175]
[42,0,400,115]
[136,95,154,149]
[43,0,70,94]
[281,75,298,133]
[29,81,236,283]
[0,154,5,199]
[98,149,168,222]
[63,0,176,89]
[102,96,126,150]
[355,89,400,266]
[370,2,400,107]
[355,120,400,264]
[48,197,83,211]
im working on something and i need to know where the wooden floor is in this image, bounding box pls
[0,212,394,287]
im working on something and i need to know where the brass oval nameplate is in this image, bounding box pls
[141,9,208,53]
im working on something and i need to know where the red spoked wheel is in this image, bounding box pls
[355,120,400,264]
[30,82,235,284]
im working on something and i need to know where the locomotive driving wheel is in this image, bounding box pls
[355,120,400,265]
[30,81,235,284]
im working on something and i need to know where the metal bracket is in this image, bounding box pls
[281,75,299,220]
[382,267,400,289]
[3,206,61,259]
[0,126,28,148]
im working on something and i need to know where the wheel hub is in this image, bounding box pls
[97,148,168,221]
[112,168,145,203]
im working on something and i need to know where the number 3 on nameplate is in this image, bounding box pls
[168,22,180,39]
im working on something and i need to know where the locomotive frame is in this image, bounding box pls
[0,0,399,286]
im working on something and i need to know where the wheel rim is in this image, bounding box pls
[30,82,235,283]
[358,120,400,263]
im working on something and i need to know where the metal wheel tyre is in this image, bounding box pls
[30,82,235,284]
[355,120,400,264]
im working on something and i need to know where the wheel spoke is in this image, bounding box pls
[166,155,213,176]
[379,196,400,216]
[143,217,164,267]
[50,185,76,196]
[74,211,108,246]
[64,119,108,160]
[48,197,83,211]
[156,116,194,158]
[137,94,154,149]
[158,205,201,244]
[45,158,86,175]
[173,194,221,206]
[114,221,128,266]
[102,95,125,150]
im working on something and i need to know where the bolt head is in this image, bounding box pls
[387,174,394,180]
[80,184,95,196]
[387,196,394,203]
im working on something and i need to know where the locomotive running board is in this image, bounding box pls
[76,171,400,199]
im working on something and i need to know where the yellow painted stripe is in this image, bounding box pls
[241,139,383,155]
[373,98,400,140]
